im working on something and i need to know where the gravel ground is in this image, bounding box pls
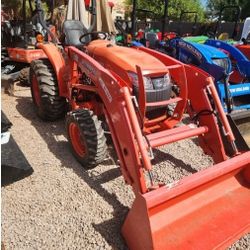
[2,85,250,249]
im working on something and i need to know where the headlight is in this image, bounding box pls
[128,72,173,111]
[152,74,171,89]
[212,58,230,73]
[128,72,153,90]
[128,72,171,90]
[143,76,154,90]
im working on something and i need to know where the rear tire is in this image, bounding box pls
[66,109,108,168]
[30,59,67,121]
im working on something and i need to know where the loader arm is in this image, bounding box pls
[67,46,250,249]
[135,46,232,162]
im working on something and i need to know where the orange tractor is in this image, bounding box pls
[1,0,58,84]
[30,0,250,249]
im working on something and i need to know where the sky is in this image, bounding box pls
[201,0,207,7]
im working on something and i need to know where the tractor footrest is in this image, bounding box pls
[147,124,208,148]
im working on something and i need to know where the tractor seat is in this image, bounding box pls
[63,20,89,47]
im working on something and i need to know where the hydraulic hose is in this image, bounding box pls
[222,77,233,113]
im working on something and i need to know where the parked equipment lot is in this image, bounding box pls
[1,84,249,249]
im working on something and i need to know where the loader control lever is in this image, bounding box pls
[79,32,107,44]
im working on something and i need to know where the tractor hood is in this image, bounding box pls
[174,39,231,81]
[87,40,167,74]
[191,42,228,60]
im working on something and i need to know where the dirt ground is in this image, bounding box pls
[1,85,250,249]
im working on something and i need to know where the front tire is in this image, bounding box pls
[30,59,67,121]
[66,109,108,168]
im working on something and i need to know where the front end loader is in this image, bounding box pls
[29,0,250,248]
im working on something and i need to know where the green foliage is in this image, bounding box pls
[207,0,250,20]
[2,0,23,18]
[239,0,250,20]
[2,0,49,19]
[124,0,205,21]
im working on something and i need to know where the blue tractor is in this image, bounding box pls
[127,1,250,119]
[165,38,250,119]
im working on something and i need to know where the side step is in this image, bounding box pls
[146,124,208,148]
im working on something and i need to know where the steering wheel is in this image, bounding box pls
[79,31,107,44]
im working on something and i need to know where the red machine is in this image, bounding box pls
[29,1,250,249]
[235,17,250,59]
[1,0,57,84]
[236,44,250,59]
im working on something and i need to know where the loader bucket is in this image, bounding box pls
[122,152,250,250]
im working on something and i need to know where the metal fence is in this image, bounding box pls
[133,21,244,40]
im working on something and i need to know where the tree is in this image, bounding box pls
[2,0,23,18]
[207,0,250,20]
[124,0,205,21]
[1,0,49,19]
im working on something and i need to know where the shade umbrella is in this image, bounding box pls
[66,0,89,29]
[66,0,116,33]
[95,0,116,33]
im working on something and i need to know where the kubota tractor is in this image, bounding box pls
[29,0,250,249]
[1,0,57,85]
